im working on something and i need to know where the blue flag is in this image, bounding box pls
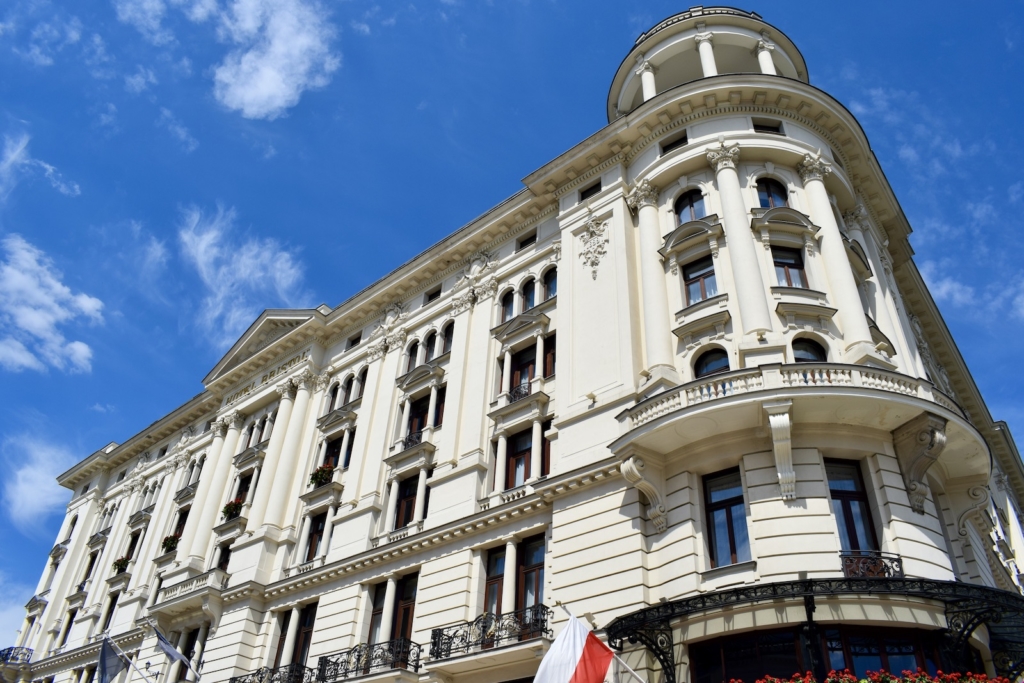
[98,639,127,683]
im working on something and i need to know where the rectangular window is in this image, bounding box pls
[511,346,536,388]
[423,287,441,305]
[367,583,386,645]
[273,610,291,668]
[484,547,506,617]
[305,512,328,562]
[82,552,97,582]
[342,429,356,469]
[683,256,718,305]
[393,574,418,641]
[507,430,532,490]
[217,545,232,571]
[323,436,343,468]
[407,396,430,436]
[772,246,807,288]
[394,477,418,529]
[433,386,447,427]
[291,603,318,666]
[579,181,601,202]
[236,473,253,502]
[517,535,545,623]
[124,532,140,561]
[825,460,878,552]
[516,231,537,251]
[347,333,362,350]
[752,118,784,135]
[703,469,750,568]
[543,334,556,378]
[541,420,552,477]
[661,132,688,155]
[60,610,77,646]
[101,592,119,631]
[174,508,189,536]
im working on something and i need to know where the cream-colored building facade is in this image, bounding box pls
[5,7,1024,683]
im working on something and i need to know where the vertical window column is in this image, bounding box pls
[185,622,209,682]
[279,605,302,666]
[413,468,429,525]
[377,576,398,644]
[500,538,517,618]
[493,431,509,495]
[529,419,543,484]
[755,37,777,75]
[534,334,545,390]
[695,30,718,77]
[426,381,440,432]
[319,505,336,559]
[384,478,401,533]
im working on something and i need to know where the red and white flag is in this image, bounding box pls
[534,614,615,683]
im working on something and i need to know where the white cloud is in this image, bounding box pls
[124,65,158,93]
[0,235,103,373]
[156,108,199,152]
[113,0,173,44]
[178,205,309,347]
[13,17,82,66]
[83,34,116,79]
[0,571,36,644]
[1,434,77,534]
[920,261,977,308]
[350,20,370,35]
[1010,181,1024,204]
[97,103,118,130]
[0,133,81,201]
[213,0,340,120]
[171,0,219,22]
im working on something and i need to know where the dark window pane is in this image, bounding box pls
[832,498,853,551]
[849,636,882,677]
[695,350,729,378]
[793,339,827,363]
[706,472,743,503]
[826,463,862,491]
[731,504,751,563]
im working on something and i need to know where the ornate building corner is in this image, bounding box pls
[797,149,833,183]
[763,400,796,501]
[619,453,668,532]
[892,412,948,513]
[705,140,740,172]
[577,211,609,280]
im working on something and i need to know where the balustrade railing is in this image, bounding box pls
[0,647,32,664]
[228,664,316,683]
[840,550,904,578]
[429,605,553,660]
[508,383,532,403]
[317,638,421,681]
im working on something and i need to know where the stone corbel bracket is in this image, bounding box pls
[619,450,668,532]
[892,412,948,514]
[763,400,796,501]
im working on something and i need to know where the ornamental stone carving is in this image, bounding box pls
[294,368,317,391]
[275,378,298,400]
[314,372,331,392]
[211,419,229,439]
[634,55,655,77]
[797,150,833,183]
[694,31,713,45]
[755,39,775,54]
[366,338,389,362]
[452,251,498,314]
[892,411,948,514]
[577,212,609,280]
[626,179,659,211]
[706,141,740,172]
[451,290,476,315]
[620,455,667,532]
[764,400,796,501]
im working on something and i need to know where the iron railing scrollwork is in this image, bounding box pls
[508,383,531,403]
[839,550,904,578]
[0,647,32,664]
[317,638,420,682]
[429,604,552,659]
[228,664,315,683]
[400,431,423,451]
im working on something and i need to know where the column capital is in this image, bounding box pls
[225,410,246,430]
[211,419,229,439]
[694,31,713,45]
[314,372,331,392]
[626,178,659,210]
[706,141,740,172]
[294,368,317,391]
[275,379,298,400]
[634,55,655,76]
[798,150,833,183]
[755,39,775,54]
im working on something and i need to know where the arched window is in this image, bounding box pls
[694,349,730,378]
[543,268,557,300]
[756,178,788,209]
[442,322,454,354]
[357,367,368,398]
[327,385,340,413]
[676,189,706,223]
[521,279,536,311]
[406,341,419,373]
[342,376,354,405]
[500,291,515,322]
[424,331,437,363]
[793,339,827,363]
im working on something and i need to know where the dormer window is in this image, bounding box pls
[517,231,537,251]
[676,189,706,223]
[579,181,602,202]
[757,178,788,209]
[423,287,441,305]
[661,132,688,155]
[752,118,784,135]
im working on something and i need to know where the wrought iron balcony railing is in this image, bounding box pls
[400,431,423,451]
[0,647,33,664]
[317,638,421,682]
[429,604,553,660]
[508,383,531,404]
[840,550,904,578]
[228,663,316,683]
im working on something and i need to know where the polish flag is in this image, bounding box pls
[535,614,615,683]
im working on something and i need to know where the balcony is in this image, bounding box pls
[317,639,421,681]
[508,383,531,404]
[0,647,32,664]
[840,550,904,578]
[152,568,229,618]
[430,605,553,659]
[229,664,316,683]
[400,430,423,450]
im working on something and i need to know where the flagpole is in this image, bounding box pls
[553,602,648,683]
[104,636,157,683]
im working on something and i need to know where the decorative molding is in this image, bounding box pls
[892,412,948,514]
[755,39,775,54]
[763,400,796,500]
[626,178,659,211]
[620,455,667,532]
[577,211,609,280]
[210,419,229,439]
[957,486,992,538]
[275,378,298,401]
[706,141,740,172]
[797,150,833,183]
[314,372,330,392]
[694,31,713,45]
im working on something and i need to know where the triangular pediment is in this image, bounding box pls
[491,310,550,341]
[204,309,320,385]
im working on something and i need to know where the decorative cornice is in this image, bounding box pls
[706,141,741,172]
[798,150,833,183]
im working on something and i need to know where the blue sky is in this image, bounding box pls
[0,0,1022,640]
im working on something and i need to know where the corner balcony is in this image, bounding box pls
[317,639,422,682]
[0,647,32,665]
[840,550,905,578]
[427,605,552,676]
[612,363,985,483]
[150,568,229,619]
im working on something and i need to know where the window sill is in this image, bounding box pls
[700,560,758,589]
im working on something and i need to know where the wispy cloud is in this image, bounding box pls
[113,0,173,45]
[920,261,978,309]
[1,434,77,534]
[156,108,199,152]
[178,205,310,347]
[125,65,158,93]
[0,235,103,373]
[13,16,82,66]
[0,134,81,201]
[213,0,340,120]
[0,571,35,643]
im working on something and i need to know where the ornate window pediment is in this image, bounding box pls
[490,300,554,345]
[750,206,819,250]
[395,358,447,393]
[659,215,723,272]
[317,407,358,435]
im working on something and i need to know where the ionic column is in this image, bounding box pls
[707,142,773,337]
[627,179,677,378]
[798,152,874,352]
[635,55,657,101]
[755,39,776,75]
[493,432,508,494]
[280,606,302,666]
[378,577,398,643]
[500,538,517,616]
[529,419,543,482]
[186,622,209,682]
[695,32,717,77]
[297,515,312,561]
[385,478,400,533]
[247,380,297,528]
[339,429,352,468]
[426,383,439,429]
[186,411,245,563]
[263,370,316,529]
[413,468,429,523]
[535,334,545,383]
[501,347,512,394]
[319,506,336,558]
